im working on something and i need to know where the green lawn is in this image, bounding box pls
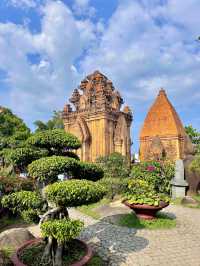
[77,198,110,219]
[117,212,176,230]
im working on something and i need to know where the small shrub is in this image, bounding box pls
[21,209,40,224]
[97,152,130,179]
[1,191,43,214]
[0,175,34,195]
[41,218,84,243]
[98,177,130,199]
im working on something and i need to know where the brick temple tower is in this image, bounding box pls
[62,71,133,162]
[139,89,190,161]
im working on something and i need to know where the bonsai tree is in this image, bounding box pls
[2,174,105,266]
[2,130,105,266]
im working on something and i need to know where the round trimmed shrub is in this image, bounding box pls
[28,156,79,183]
[26,129,81,152]
[45,180,106,207]
[41,218,84,243]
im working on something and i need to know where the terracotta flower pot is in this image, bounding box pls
[123,200,169,220]
[11,238,93,266]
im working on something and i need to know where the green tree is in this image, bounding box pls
[34,111,64,132]
[0,107,30,150]
[185,125,200,145]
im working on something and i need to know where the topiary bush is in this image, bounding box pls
[28,156,104,185]
[123,179,170,206]
[26,129,81,155]
[28,156,79,184]
[131,161,174,195]
[98,177,130,200]
[45,180,106,207]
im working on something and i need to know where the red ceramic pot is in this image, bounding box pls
[11,238,93,266]
[123,200,169,220]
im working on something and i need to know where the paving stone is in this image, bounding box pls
[68,205,200,266]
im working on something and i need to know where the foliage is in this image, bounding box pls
[0,175,34,195]
[190,155,200,174]
[0,107,30,150]
[26,129,81,155]
[123,179,170,206]
[45,180,106,207]
[41,218,83,243]
[21,209,40,224]
[96,152,130,179]
[1,147,48,171]
[117,212,176,229]
[98,177,130,199]
[28,156,103,184]
[74,161,104,181]
[1,191,43,215]
[131,161,174,195]
[34,111,64,132]
[28,156,78,183]
[185,125,200,145]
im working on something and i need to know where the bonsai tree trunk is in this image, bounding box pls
[54,241,63,266]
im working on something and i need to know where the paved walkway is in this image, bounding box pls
[69,205,200,266]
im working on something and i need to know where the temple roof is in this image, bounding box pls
[140,89,186,138]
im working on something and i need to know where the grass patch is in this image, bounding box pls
[117,212,176,230]
[77,198,110,219]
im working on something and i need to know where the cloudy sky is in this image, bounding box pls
[0,0,200,152]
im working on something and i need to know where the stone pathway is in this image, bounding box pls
[69,205,200,266]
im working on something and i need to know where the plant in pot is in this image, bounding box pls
[1,129,105,266]
[122,179,170,220]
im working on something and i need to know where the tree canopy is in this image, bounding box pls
[0,107,30,150]
[34,111,64,132]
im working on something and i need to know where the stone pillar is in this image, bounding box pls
[171,159,188,199]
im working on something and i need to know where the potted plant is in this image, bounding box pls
[122,179,170,220]
[1,129,105,266]
[3,180,105,266]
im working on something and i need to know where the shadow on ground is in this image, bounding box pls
[80,220,149,265]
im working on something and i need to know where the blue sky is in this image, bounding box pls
[0,0,200,153]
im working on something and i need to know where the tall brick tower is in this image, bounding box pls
[139,89,190,161]
[62,71,132,162]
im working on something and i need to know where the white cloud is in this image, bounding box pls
[0,0,96,124]
[6,0,39,8]
[80,0,200,108]
[72,0,96,17]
